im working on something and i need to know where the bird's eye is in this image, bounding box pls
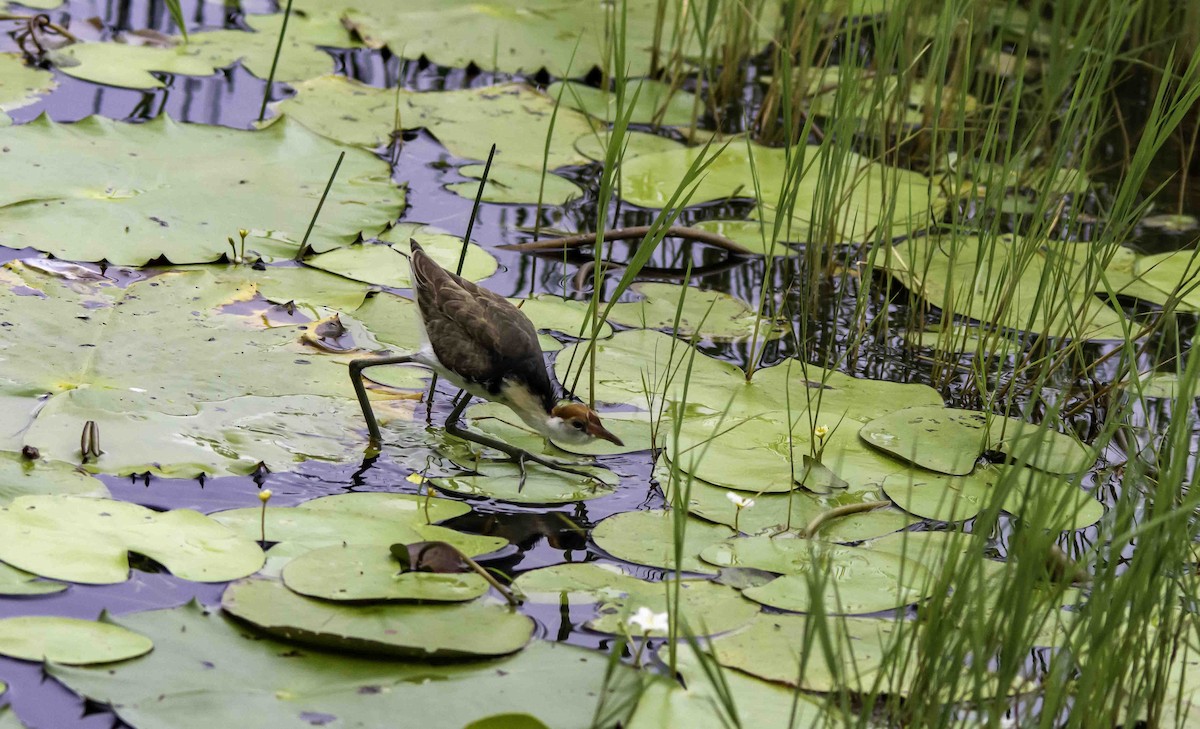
[572,421,586,430]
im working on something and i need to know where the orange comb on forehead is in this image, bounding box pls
[551,402,593,420]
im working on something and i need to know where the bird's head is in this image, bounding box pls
[547,403,624,446]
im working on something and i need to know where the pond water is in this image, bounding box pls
[1,0,1198,727]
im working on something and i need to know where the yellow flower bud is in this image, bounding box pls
[258,489,272,503]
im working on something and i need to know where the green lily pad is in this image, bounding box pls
[510,294,613,341]
[448,163,583,205]
[690,219,801,257]
[514,563,759,636]
[607,282,784,342]
[549,80,697,126]
[0,495,264,584]
[0,115,404,265]
[885,234,1129,340]
[0,54,56,123]
[0,561,66,596]
[205,263,373,310]
[804,68,978,131]
[573,130,687,163]
[223,578,533,658]
[304,491,471,523]
[1141,213,1199,233]
[628,644,831,729]
[592,510,734,574]
[307,222,498,288]
[619,142,941,242]
[187,12,356,83]
[212,493,505,561]
[0,616,152,665]
[1128,249,1200,311]
[0,452,109,504]
[281,544,489,602]
[431,460,617,504]
[861,406,1094,475]
[466,401,653,456]
[332,0,774,77]
[278,77,596,175]
[700,535,932,614]
[48,42,218,90]
[710,612,916,693]
[50,601,643,729]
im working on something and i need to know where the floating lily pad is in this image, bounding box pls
[574,130,687,163]
[431,460,617,504]
[690,219,802,257]
[885,234,1129,340]
[861,406,1094,475]
[281,544,489,602]
[50,601,643,728]
[332,0,774,77]
[711,612,916,693]
[804,68,978,131]
[0,561,66,596]
[1127,249,1200,311]
[700,535,932,614]
[0,452,109,504]
[628,644,831,729]
[307,223,498,288]
[223,578,533,658]
[607,282,784,342]
[279,77,595,176]
[592,510,734,574]
[187,12,356,83]
[304,491,471,523]
[0,54,56,124]
[48,42,218,89]
[549,80,697,126]
[0,617,152,665]
[620,142,941,242]
[212,493,505,560]
[514,293,614,342]
[514,563,759,636]
[0,495,264,584]
[0,115,404,265]
[448,163,583,205]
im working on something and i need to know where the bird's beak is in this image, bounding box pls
[590,423,624,447]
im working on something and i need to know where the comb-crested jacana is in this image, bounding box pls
[349,240,622,479]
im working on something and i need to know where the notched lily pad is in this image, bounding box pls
[281,543,489,602]
[0,495,264,585]
[431,460,618,504]
[307,223,498,288]
[222,578,533,658]
[592,511,733,574]
[0,616,152,665]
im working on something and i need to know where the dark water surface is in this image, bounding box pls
[1,1,1198,726]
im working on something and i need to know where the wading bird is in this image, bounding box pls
[349,240,623,480]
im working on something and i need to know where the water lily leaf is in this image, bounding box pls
[0,115,404,265]
[662,469,917,540]
[281,544,489,602]
[431,461,617,504]
[549,80,697,126]
[185,12,356,83]
[607,282,784,342]
[208,264,373,310]
[0,495,264,584]
[700,535,932,614]
[304,491,471,523]
[510,293,614,341]
[49,601,643,729]
[212,493,505,560]
[330,0,774,77]
[628,644,831,729]
[592,510,734,574]
[0,452,109,504]
[619,142,941,242]
[48,42,219,89]
[466,401,652,456]
[514,563,759,636]
[223,578,533,658]
[885,234,1129,340]
[804,68,978,131]
[710,612,916,693]
[0,54,56,123]
[574,130,687,162]
[690,219,801,257]
[448,163,583,205]
[278,77,596,174]
[0,561,66,596]
[861,406,1094,475]
[0,616,151,665]
[307,222,498,288]
[1128,249,1200,311]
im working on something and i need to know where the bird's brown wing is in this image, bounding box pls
[409,241,554,405]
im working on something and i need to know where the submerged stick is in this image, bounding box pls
[498,225,754,256]
[801,500,891,539]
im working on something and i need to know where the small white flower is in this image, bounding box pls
[726,492,755,509]
[628,607,669,634]
[814,425,829,439]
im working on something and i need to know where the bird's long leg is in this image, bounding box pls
[349,354,416,446]
[442,394,600,485]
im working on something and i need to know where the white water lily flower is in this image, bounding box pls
[628,607,669,634]
[814,424,830,439]
[725,492,755,509]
